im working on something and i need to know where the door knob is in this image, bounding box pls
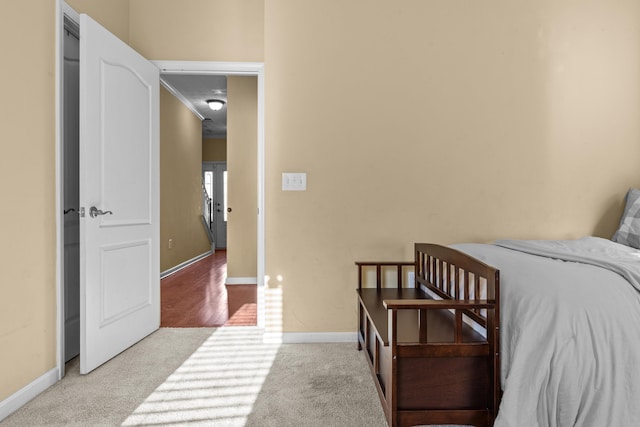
[227,207,232,213]
[89,206,113,218]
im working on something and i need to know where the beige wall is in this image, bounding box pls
[227,77,258,278]
[264,0,640,332]
[0,0,57,402]
[202,138,227,162]
[66,0,130,42]
[128,0,264,61]
[160,87,211,271]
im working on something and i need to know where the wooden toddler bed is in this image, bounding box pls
[356,243,500,427]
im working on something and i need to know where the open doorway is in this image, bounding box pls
[56,6,266,376]
[157,72,259,327]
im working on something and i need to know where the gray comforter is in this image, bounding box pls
[453,237,640,427]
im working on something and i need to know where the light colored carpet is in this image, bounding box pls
[0,327,388,427]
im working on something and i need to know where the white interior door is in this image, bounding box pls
[202,162,227,249]
[79,14,160,374]
[216,164,228,249]
[213,163,228,249]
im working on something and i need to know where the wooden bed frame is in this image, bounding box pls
[356,243,500,427]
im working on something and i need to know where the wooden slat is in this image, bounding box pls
[455,310,463,343]
[419,309,428,343]
[464,270,470,300]
[452,264,457,297]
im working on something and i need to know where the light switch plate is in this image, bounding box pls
[282,172,307,191]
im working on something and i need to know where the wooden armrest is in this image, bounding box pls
[383,299,495,310]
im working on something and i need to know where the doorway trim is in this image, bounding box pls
[55,0,80,380]
[155,61,266,334]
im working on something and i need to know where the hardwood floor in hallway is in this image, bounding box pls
[161,250,257,327]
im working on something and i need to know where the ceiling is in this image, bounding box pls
[160,74,227,139]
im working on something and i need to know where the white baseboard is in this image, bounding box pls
[0,368,59,422]
[263,332,357,344]
[225,276,257,285]
[160,250,212,279]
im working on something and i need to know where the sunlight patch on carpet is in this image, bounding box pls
[122,327,279,426]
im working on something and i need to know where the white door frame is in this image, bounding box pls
[55,0,81,380]
[155,61,266,333]
[56,0,266,379]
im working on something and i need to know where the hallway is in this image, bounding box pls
[160,250,257,327]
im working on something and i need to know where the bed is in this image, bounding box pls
[356,189,640,427]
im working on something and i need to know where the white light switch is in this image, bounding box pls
[282,172,307,191]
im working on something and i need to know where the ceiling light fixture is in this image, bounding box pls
[207,99,225,111]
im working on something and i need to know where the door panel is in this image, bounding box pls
[203,162,227,249]
[101,240,151,322]
[214,164,228,249]
[101,63,152,225]
[79,14,160,374]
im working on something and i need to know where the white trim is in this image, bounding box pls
[262,331,283,344]
[55,0,63,386]
[225,277,258,285]
[0,368,59,422]
[160,251,212,279]
[56,0,81,383]
[282,332,358,344]
[202,161,227,167]
[159,78,204,120]
[153,61,266,330]
[154,61,264,76]
[62,0,79,22]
